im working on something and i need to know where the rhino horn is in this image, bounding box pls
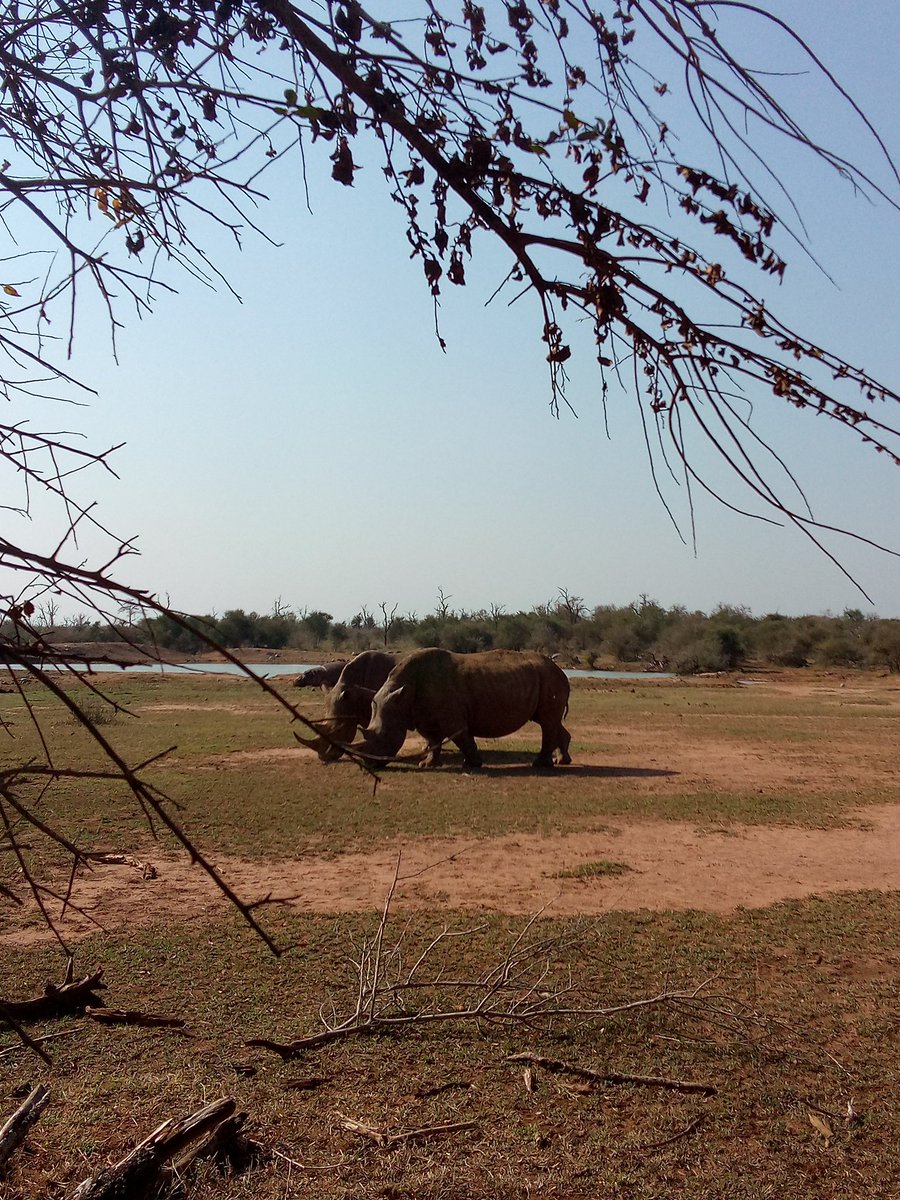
[294,731,322,751]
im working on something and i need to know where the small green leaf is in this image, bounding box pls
[283,87,298,106]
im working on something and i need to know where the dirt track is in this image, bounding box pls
[6,803,899,947]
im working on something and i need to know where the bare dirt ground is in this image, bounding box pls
[6,803,899,947]
[5,668,898,947]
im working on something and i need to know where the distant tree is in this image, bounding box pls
[301,610,333,648]
[443,620,494,654]
[217,609,258,647]
[434,590,454,621]
[869,622,900,673]
[379,602,399,647]
[494,615,531,652]
[36,598,60,633]
[330,621,350,650]
[350,607,376,630]
[413,617,444,648]
[556,588,587,625]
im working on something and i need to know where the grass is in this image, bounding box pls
[553,859,634,878]
[2,672,897,872]
[2,894,900,1198]
[2,668,900,1197]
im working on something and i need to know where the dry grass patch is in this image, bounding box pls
[2,892,900,1199]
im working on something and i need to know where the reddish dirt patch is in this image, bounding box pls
[6,804,900,947]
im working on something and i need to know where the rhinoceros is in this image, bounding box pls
[298,650,397,761]
[356,647,571,770]
[293,660,348,690]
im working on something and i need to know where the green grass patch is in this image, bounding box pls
[553,858,633,878]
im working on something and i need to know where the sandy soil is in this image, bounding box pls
[5,667,898,947]
[5,802,899,947]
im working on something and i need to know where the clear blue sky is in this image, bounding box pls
[13,0,900,622]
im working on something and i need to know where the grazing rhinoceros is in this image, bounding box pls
[293,660,348,690]
[297,650,397,761]
[356,648,571,770]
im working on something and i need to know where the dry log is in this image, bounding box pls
[84,1007,185,1030]
[0,970,105,1022]
[506,1052,717,1096]
[246,1027,359,1057]
[0,1084,51,1172]
[284,1076,329,1092]
[70,1096,242,1199]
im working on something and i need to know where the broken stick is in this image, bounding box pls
[0,970,106,1022]
[506,1052,717,1096]
[0,1084,51,1172]
[337,1114,478,1148]
[84,1007,186,1030]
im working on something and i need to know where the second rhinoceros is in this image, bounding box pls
[358,647,572,770]
[293,660,348,690]
[299,650,397,761]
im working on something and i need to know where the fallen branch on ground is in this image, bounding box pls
[506,1052,718,1096]
[70,1096,254,1199]
[337,1114,478,1148]
[633,1115,706,1152]
[0,1084,51,1172]
[84,1007,186,1030]
[0,969,105,1022]
[0,1030,76,1060]
[83,852,158,879]
[247,855,720,1061]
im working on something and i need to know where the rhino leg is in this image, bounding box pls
[453,733,483,771]
[554,724,572,765]
[534,721,571,769]
[420,741,443,768]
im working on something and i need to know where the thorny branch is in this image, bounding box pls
[246,863,820,1064]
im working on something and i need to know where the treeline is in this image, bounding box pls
[43,594,900,673]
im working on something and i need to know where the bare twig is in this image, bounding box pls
[337,1113,478,1148]
[83,1007,186,1030]
[506,1052,718,1096]
[632,1114,706,1152]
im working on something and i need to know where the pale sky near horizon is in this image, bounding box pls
[10,0,900,623]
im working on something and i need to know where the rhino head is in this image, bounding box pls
[359,682,410,762]
[295,682,377,762]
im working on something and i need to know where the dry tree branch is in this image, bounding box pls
[247,870,715,1059]
[0,1084,51,1174]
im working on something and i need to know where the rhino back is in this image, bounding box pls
[405,649,567,739]
[456,651,567,737]
[338,650,396,691]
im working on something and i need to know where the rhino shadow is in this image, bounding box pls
[383,749,678,779]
